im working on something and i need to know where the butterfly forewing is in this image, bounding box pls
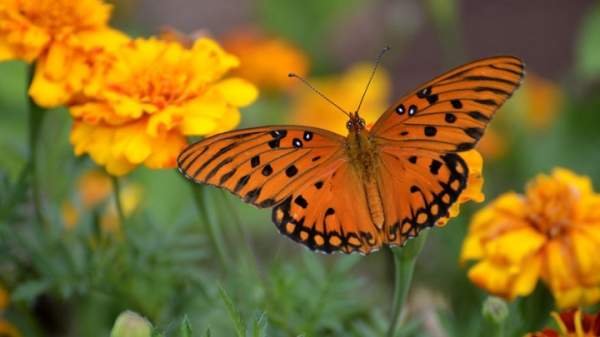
[371,56,525,152]
[178,126,345,208]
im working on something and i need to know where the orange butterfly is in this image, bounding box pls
[178,54,525,254]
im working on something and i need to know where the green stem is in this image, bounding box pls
[111,175,126,225]
[191,185,230,269]
[386,232,429,337]
[27,63,47,225]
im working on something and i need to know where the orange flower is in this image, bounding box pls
[69,37,258,175]
[528,309,600,337]
[461,168,600,308]
[523,73,564,130]
[0,0,128,107]
[223,28,309,91]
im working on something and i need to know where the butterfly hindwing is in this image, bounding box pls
[272,163,383,254]
[371,56,525,152]
[178,126,345,208]
[376,147,469,246]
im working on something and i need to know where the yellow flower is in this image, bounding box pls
[527,309,600,337]
[291,63,484,223]
[223,28,309,91]
[69,37,258,175]
[461,168,600,308]
[0,0,129,107]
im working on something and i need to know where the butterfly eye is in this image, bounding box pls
[359,118,366,127]
[346,121,353,130]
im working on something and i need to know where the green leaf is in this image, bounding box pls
[180,315,193,337]
[576,3,600,80]
[252,312,268,337]
[218,285,246,337]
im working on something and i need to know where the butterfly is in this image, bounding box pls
[178,54,525,254]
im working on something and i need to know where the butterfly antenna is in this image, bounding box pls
[355,46,391,114]
[288,73,351,118]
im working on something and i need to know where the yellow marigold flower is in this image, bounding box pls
[69,37,258,175]
[461,168,600,308]
[0,0,129,107]
[223,28,309,91]
[527,309,600,337]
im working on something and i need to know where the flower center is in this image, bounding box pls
[525,178,579,238]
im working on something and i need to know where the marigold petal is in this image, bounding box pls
[143,132,187,169]
[511,256,542,296]
[483,227,545,265]
[212,78,259,107]
[468,260,514,299]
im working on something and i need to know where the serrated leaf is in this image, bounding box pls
[180,315,193,337]
[218,285,246,337]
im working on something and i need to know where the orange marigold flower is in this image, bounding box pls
[461,168,600,308]
[223,28,309,91]
[291,63,484,223]
[528,309,600,337]
[0,0,129,107]
[69,37,258,175]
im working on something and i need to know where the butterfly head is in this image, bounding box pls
[346,113,367,132]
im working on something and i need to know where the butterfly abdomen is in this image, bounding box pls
[364,180,385,228]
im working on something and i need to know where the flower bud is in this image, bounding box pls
[110,311,152,337]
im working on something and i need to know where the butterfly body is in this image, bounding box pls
[178,56,525,254]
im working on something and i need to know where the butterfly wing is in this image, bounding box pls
[178,126,382,254]
[178,126,344,207]
[370,56,524,245]
[371,55,524,151]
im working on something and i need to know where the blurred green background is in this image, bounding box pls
[1,0,600,336]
